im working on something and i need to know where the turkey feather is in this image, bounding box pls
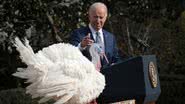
[13,37,105,104]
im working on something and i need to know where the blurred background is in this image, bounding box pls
[0,0,185,103]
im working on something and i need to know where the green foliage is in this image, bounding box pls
[159,75,185,104]
[0,0,185,103]
[180,11,185,32]
[0,0,86,90]
[0,88,54,104]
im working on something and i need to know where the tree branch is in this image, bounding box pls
[46,12,63,42]
[125,18,134,55]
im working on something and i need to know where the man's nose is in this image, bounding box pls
[96,17,101,22]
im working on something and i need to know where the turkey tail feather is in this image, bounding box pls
[14,37,37,65]
[12,37,106,104]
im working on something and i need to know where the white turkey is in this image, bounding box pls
[12,37,105,104]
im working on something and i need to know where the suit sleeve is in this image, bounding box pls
[70,30,81,46]
[70,30,93,61]
[112,35,121,63]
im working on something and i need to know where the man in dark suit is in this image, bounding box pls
[70,2,120,68]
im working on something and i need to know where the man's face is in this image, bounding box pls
[89,7,107,31]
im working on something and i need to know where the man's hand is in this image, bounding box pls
[81,33,94,48]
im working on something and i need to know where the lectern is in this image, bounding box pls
[97,55,161,104]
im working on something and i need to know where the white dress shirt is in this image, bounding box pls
[89,24,104,44]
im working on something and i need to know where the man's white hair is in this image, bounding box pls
[88,2,108,16]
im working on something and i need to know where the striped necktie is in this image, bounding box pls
[95,32,104,51]
[95,32,109,65]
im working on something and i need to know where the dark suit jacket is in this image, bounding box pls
[70,26,120,67]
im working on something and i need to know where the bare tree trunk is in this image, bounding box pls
[143,22,152,42]
[125,18,134,55]
[46,12,63,42]
[38,0,62,42]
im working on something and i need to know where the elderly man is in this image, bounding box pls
[70,2,136,104]
[70,2,120,68]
